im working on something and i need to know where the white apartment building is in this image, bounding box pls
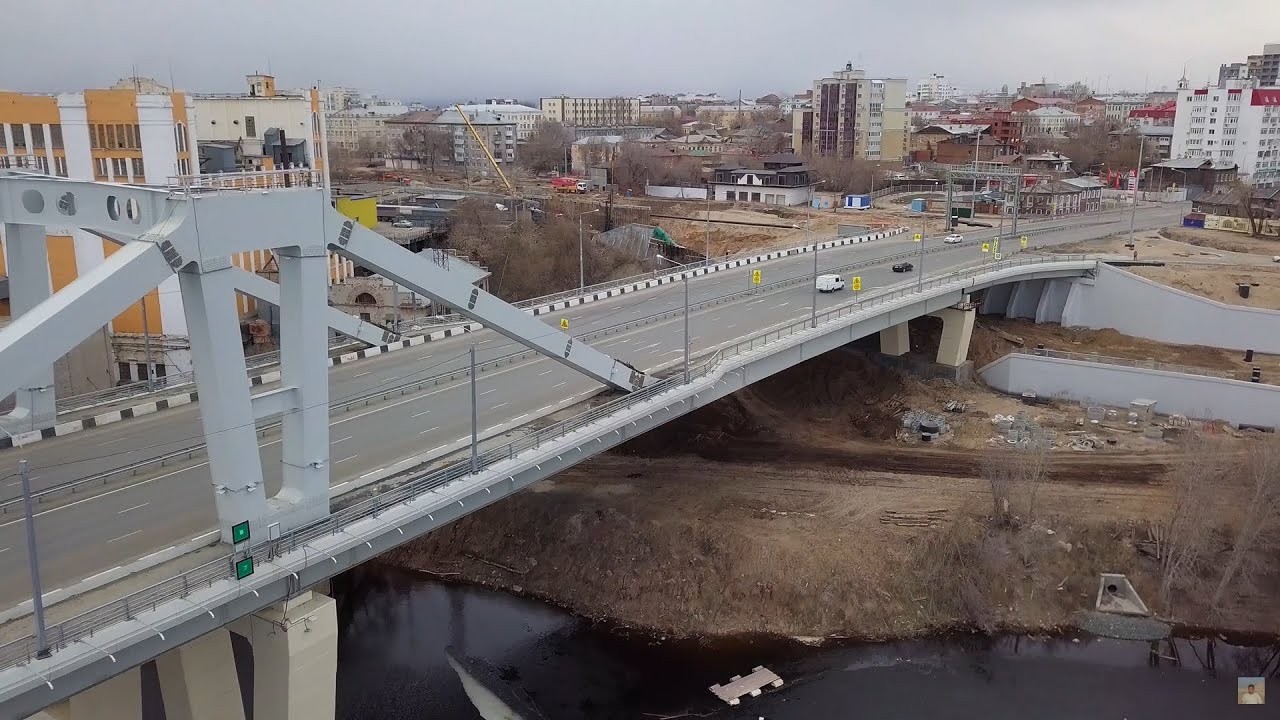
[540,96,640,126]
[1172,83,1280,187]
[915,74,958,102]
[1025,106,1081,138]
[455,103,541,140]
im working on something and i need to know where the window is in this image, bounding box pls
[131,158,144,177]
[106,125,117,149]
[112,157,128,176]
[131,124,141,149]
[30,124,45,149]
[54,156,67,177]
[89,124,99,149]
[0,127,4,151]
[49,124,63,149]
[95,157,108,176]
[11,124,25,149]
[244,115,256,138]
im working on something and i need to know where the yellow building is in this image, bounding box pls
[1,77,349,383]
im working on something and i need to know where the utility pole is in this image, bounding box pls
[578,213,586,293]
[19,460,50,658]
[469,346,478,473]
[1011,177,1022,236]
[807,182,818,329]
[971,131,982,219]
[391,282,401,330]
[1127,134,1146,248]
[139,297,155,389]
[682,273,690,383]
[917,222,925,292]
[704,191,711,263]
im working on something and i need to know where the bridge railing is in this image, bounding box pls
[0,254,1096,672]
[1012,347,1242,381]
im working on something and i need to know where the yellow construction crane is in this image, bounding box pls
[455,104,514,194]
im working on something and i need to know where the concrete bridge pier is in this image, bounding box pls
[879,322,911,356]
[26,667,141,720]
[155,629,245,720]
[231,591,339,720]
[931,306,976,367]
[1,222,58,435]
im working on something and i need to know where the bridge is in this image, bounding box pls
[0,171,1181,718]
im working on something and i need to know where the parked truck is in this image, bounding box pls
[552,177,588,193]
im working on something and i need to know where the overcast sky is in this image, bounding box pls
[5,0,1279,101]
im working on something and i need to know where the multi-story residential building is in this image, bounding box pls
[916,74,958,102]
[1172,81,1280,187]
[455,103,541,141]
[792,63,907,161]
[908,104,945,126]
[1098,95,1148,124]
[193,74,328,180]
[1073,97,1107,122]
[0,78,353,385]
[938,109,1024,148]
[1247,43,1280,87]
[540,96,640,127]
[313,86,361,113]
[1129,101,1177,127]
[428,108,517,174]
[1023,107,1081,138]
[327,109,392,152]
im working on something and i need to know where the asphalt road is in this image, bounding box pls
[0,206,1184,606]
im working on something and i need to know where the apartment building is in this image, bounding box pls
[1172,81,1280,187]
[433,108,518,173]
[915,74,958,102]
[540,96,640,127]
[1247,43,1280,87]
[455,103,541,140]
[792,63,908,161]
[1023,106,1081,138]
[193,74,328,181]
[1,78,352,385]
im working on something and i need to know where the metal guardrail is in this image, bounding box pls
[1012,347,1242,381]
[0,253,1097,672]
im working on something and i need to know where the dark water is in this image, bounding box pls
[333,565,1278,719]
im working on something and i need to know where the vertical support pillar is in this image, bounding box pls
[934,307,976,367]
[273,245,330,523]
[2,223,57,432]
[179,262,267,542]
[156,629,246,720]
[232,591,338,720]
[34,667,142,720]
[879,322,910,357]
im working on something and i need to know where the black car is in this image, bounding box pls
[892,262,914,273]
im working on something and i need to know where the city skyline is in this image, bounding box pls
[4,0,1278,101]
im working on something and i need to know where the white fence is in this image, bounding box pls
[644,184,709,200]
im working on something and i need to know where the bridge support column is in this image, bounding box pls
[32,667,141,720]
[933,307,976,367]
[231,591,338,720]
[879,322,910,357]
[179,262,267,542]
[156,629,245,720]
[2,223,57,433]
[271,245,330,525]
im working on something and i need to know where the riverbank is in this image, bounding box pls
[383,349,1280,643]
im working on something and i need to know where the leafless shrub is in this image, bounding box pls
[1152,437,1224,616]
[1212,439,1280,608]
[981,442,1049,527]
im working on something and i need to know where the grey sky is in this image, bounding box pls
[5,0,1278,101]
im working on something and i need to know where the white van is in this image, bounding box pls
[815,274,845,293]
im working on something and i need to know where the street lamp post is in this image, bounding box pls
[657,255,690,383]
[0,427,49,659]
[469,345,478,473]
[1127,134,1146,248]
[806,180,825,329]
[916,213,926,292]
[578,208,601,293]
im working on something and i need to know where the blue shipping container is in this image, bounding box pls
[910,198,927,213]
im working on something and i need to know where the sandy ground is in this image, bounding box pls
[386,349,1280,640]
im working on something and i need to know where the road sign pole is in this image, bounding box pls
[20,460,50,658]
[470,345,478,473]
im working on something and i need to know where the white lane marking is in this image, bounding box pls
[0,547,9,555]
[778,302,790,307]
[537,370,553,376]
[479,389,497,396]
[97,437,131,447]
[553,381,567,389]
[331,393,430,426]
[107,530,143,544]
[727,324,736,329]
[0,461,211,530]
[538,405,554,412]
[380,375,400,383]
[419,426,440,435]
[353,371,372,378]
[492,402,509,410]
[690,335,701,341]
[640,342,661,350]
[333,436,353,444]
[335,455,359,464]
[512,413,529,422]
[117,502,149,515]
[359,468,385,479]
[411,410,432,419]
[427,445,447,453]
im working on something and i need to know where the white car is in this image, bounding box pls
[815,274,845,293]
[391,219,413,229]
[943,233,964,244]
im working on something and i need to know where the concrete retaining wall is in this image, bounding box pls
[979,353,1280,428]
[1060,264,1280,353]
[644,185,709,200]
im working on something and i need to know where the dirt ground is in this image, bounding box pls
[653,205,920,257]
[386,349,1280,641]
[1058,226,1280,310]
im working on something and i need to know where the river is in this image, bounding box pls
[332,565,1275,719]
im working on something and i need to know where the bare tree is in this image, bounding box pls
[809,156,880,194]
[394,124,451,174]
[980,442,1050,527]
[521,120,575,174]
[355,136,384,166]
[1211,440,1280,607]
[1228,179,1266,237]
[1152,438,1223,615]
[1062,81,1093,101]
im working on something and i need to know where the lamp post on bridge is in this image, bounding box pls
[656,255,690,383]
[0,428,49,658]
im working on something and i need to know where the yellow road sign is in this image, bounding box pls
[1020,235,1029,248]
[981,242,991,253]
[752,269,762,285]
[560,318,569,330]
[852,276,862,291]
[913,233,922,242]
